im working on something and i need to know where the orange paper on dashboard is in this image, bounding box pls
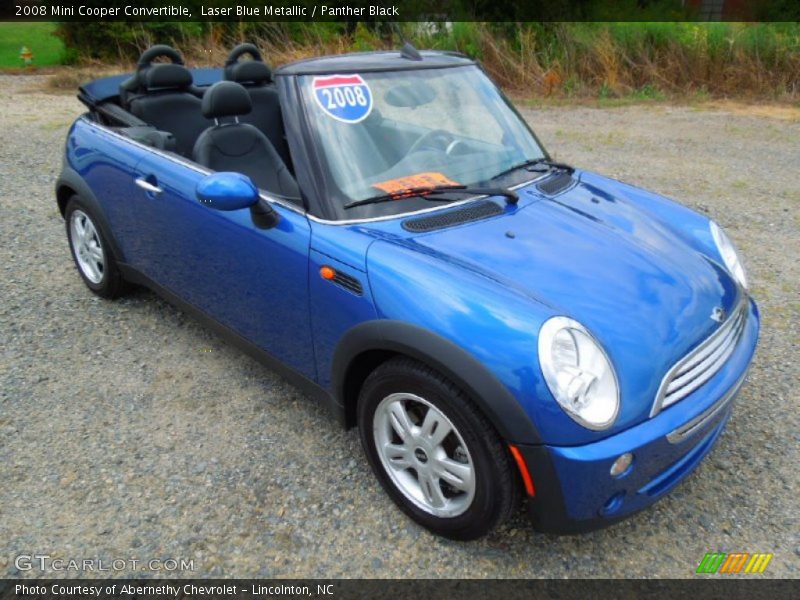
[372,172,460,197]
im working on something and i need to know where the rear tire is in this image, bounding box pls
[358,357,519,540]
[65,196,127,299]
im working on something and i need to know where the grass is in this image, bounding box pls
[16,21,800,104]
[0,22,64,69]
[49,21,800,102]
[429,22,800,101]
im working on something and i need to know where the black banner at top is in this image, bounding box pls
[3,0,800,22]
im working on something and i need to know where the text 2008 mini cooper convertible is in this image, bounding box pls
[58,43,759,540]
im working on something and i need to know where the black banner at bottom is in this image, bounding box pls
[1,579,799,600]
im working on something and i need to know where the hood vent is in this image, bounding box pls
[402,201,503,232]
[536,171,574,196]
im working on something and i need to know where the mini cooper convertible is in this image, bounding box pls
[58,43,759,540]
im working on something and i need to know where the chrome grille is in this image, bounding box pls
[651,296,748,417]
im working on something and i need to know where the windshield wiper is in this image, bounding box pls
[489,157,574,182]
[343,185,519,210]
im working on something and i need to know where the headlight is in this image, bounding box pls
[538,317,620,430]
[710,221,747,289]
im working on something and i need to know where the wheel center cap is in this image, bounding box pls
[414,447,429,464]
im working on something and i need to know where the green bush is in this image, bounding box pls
[55,22,204,62]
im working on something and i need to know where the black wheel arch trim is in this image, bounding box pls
[332,320,542,444]
[56,166,126,264]
[517,443,633,534]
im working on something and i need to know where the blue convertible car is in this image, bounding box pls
[58,43,759,540]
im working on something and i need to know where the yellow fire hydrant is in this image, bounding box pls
[19,46,34,66]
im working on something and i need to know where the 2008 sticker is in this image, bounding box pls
[312,74,373,123]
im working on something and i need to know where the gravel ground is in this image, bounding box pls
[1,74,798,579]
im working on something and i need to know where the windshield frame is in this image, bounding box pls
[288,62,552,223]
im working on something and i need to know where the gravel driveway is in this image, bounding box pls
[1,74,798,578]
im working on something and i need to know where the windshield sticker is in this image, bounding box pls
[312,74,373,123]
[372,172,461,197]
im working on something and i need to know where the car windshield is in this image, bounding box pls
[298,65,546,220]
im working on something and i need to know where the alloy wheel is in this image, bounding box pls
[70,209,105,284]
[373,392,476,518]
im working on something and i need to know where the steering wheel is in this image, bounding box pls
[407,129,461,156]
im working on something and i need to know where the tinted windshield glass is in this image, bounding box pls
[298,65,545,219]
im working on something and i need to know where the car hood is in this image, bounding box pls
[391,173,741,432]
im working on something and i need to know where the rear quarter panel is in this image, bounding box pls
[63,118,152,259]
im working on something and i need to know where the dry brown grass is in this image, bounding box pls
[442,23,800,101]
[180,25,362,68]
[40,23,800,104]
[42,63,130,92]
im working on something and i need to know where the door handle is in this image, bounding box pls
[135,177,163,195]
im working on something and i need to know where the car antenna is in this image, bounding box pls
[389,23,422,61]
[400,41,423,61]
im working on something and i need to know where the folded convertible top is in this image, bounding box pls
[78,68,223,108]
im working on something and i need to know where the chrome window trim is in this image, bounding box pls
[81,115,547,227]
[79,116,306,216]
[650,291,749,418]
[666,370,748,444]
[306,174,547,226]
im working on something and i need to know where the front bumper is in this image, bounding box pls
[518,298,759,534]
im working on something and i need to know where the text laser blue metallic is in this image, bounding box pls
[57,43,759,540]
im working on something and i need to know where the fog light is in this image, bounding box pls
[610,452,634,478]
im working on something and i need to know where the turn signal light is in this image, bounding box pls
[610,452,634,478]
[509,444,536,497]
[320,266,336,280]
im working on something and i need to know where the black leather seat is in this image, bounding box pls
[193,81,299,198]
[125,63,211,157]
[223,44,291,166]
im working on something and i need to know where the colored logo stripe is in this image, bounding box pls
[697,552,773,574]
[744,553,773,573]
[697,553,726,573]
[719,553,749,573]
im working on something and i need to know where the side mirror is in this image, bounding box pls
[196,172,259,211]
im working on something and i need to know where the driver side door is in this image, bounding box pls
[128,153,316,380]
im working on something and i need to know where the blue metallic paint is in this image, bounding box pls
[135,155,316,378]
[525,298,758,527]
[309,247,378,390]
[196,172,259,211]
[60,75,760,532]
[65,120,151,260]
[359,175,744,445]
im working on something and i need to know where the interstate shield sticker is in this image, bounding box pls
[312,74,373,123]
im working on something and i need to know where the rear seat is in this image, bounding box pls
[120,47,211,157]
[223,44,291,167]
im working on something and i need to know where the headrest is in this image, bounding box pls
[138,44,184,68]
[224,43,272,85]
[202,81,252,119]
[226,60,272,85]
[143,63,193,91]
[225,43,263,65]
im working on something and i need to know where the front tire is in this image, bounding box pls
[65,196,127,299]
[358,357,519,540]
